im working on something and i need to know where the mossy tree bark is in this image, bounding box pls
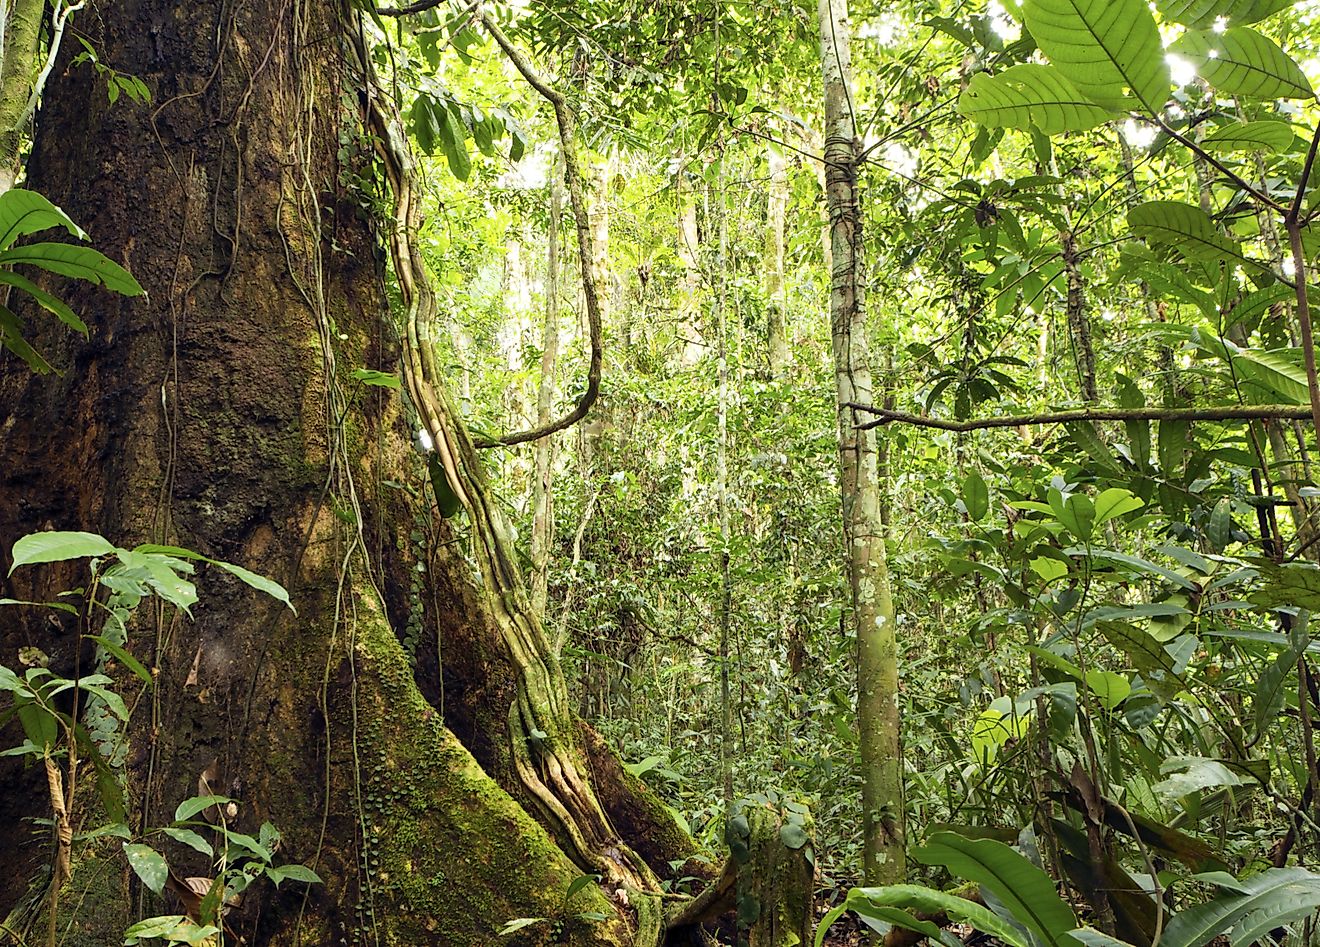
[0,1,695,944]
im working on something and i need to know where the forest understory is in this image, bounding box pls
[2,0,1320,946]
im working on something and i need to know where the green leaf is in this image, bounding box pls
[963,469,990,521]
[436,104,472,181]
[1201,120,1298,154]
[957,64,1116,135]
[1094,488,1144,527]
[1171,27,1313,99]
[1155,757,1253,802]
[1154,0,1293,28]
[160,826,214,857]
[0,268,86,334]
[174,794,231,823]
[0,242,144,295]
[211,561,295,614]
[266,863,323,887]
[1023,0,1170,112]
[499,917,547,935]
[1128,201,1248,267]
[123,915,188,942]
[9,531,115,574]
[780,822,810,849]
[0,303,53,372]
[0,188,85,250]
[1160,868,1320,947]
[824,885,1027,947]
[915,832,1078,947]
[565,872,601,902]
[123,842,169,894]
[89,635,153,685]
[1233,348,1309,404]
[351,368,401,389]
[1066,422,1119,473]
[1084,669,1132,710]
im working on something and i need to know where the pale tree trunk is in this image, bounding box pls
[715,159,734,808]
[676,173,705,366]
[816,0,904,885]
[531,153,563,618]
[766,144,790,377]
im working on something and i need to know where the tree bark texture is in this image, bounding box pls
[817,0,905,886]
[0,2,693,944]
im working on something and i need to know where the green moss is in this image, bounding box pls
[334,592,638,947]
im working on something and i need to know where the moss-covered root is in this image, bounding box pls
[280,593,640,947]
[668,802,815,947]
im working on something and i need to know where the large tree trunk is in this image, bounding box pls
[0,2,694,944]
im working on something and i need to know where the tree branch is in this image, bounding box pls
[473,9,604,449]
[850,403,1313,432]
[376,0,446,15]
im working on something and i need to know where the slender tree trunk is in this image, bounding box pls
[676,173,705,367]
[531,153,563,618]
[766,144,790,378]
[817,0,904,886]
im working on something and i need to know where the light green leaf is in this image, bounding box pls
[0,242,144,295]
[499,917,547,936]
[1154,756,1253,801]
[174,794,231,823]
[89,634,153,686]
[1031,557,1070,582]
[1201,120,1298,154]
[0,188,85,250]
[1023,0,1170,112]
[1084,669,1132,710]
[9,531,115,574]
[1154,0,1293,28]
[1233,348,1309,404]
[1171,27,1314,99]
[351,368,401,389]
[1160,868,1320,947]
[212,561,295,614]
[1094,488,1144,527]
[123,842,169,894]
[957,64,1116,134]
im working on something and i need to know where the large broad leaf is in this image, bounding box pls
[1128,200,1251,267]
[132,544,296,614]
[1201,120,1298,154]
[1171,27,1314,99]
[915,832,1078,947]
[1155,0,1294,27]
[1023,0,1170,112]
[0,242,144,296]
[9,530,116,574]
[0,188,85,251]
[958,64,1116,134]
[1233,348,1309,404]
[1161,868,1320,947]
[816,884,1029,947]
